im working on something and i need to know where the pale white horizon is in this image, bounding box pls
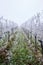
[0,0,43,26]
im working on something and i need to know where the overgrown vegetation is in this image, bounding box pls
[0,30,42,65]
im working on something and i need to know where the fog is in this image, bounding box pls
[0,0,43,26]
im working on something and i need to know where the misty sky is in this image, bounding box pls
[0,0,43,26]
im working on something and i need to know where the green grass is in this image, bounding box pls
[0,31,42,65]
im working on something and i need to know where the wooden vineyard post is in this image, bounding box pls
[7,31,10,42]
[35,34,37,54]
[38,40,43,65]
